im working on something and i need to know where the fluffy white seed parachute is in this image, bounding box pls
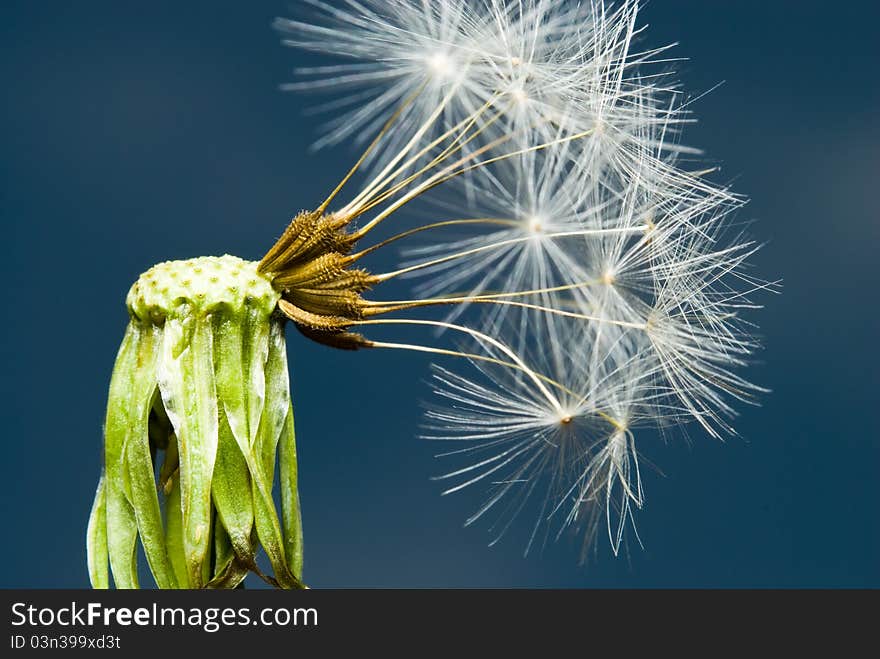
[278,0,774,557]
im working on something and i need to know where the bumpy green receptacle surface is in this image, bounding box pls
[126,254,280,322]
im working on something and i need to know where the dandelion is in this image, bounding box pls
[87,0,773,587]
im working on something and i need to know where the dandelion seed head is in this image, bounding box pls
[272,0,774,561]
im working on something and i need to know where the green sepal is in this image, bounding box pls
[211,405,256,562]
[279,403,304,580]
[163,473,191,588]
[217,311,290,587]
[256,321,290,484]
[125,383,178,588]
[244,309,271,451]
[205,560,250,589]
[213,304,270,453]
[212,513,234,577]
[216,314,299,588]
[211,313,257,563]
[104,323,148,588]
[251,321,301,588]
[158,312,219,587]
[200,508,214,586]
[206,520,248,589]
[86,474,109,589]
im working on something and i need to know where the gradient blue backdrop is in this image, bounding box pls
[2,0,877,587]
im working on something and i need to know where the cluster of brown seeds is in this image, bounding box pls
[259,210,377,349]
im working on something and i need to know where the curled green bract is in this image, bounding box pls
[87,255,304,589]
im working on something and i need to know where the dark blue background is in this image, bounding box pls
[2,1,877,587]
